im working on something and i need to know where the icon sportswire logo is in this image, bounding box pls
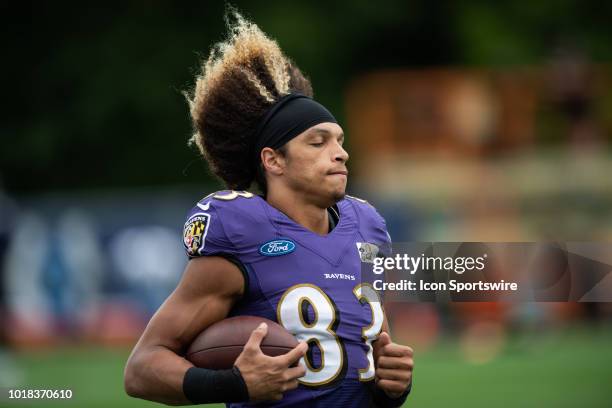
[259,239,296,256]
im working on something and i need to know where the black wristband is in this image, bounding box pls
[183,366,249,404]
[371,380,412,408]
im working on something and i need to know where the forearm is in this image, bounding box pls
[123,257,245,404]
[124,345,193,405]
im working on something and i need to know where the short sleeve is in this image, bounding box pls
[345,195,393,259]
[375,211,393,258]
[182,200,234,258]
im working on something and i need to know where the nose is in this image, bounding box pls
[333,141,349,163]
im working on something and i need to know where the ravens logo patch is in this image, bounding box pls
[183,214,210,256]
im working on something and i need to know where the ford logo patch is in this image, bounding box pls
[259,239,296,256]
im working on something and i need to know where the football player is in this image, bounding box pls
[124,10,413,407]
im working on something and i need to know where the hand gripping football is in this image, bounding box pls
[186,316,299,369]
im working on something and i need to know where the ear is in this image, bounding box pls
[261,147,285,176]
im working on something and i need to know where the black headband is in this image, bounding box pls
[253,93,337,163]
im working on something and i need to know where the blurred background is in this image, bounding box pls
[1,1,612,407]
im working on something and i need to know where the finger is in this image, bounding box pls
[284,364,307,380]
[377,379,409,395]
[381,344,413,358]
[276,341,308,366]
[376,367,412,382]
[244,322,268,352]
[373,331,391,362]
[373,331,391,358]
[377,355,413,370]
[282,379,299,392]
[376,331,391,347]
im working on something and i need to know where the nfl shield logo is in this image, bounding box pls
[356,242,380,263]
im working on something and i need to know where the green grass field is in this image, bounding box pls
[3,326,612,407]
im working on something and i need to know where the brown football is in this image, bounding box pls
[186,316,298,369]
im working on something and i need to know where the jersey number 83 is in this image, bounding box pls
[277,283,384,387]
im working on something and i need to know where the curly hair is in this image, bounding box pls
[186,8,313,193]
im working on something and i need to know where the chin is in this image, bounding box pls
[331,188,346,203]
[308,181,346,207]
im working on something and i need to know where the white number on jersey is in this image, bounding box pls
[276,283,384,386]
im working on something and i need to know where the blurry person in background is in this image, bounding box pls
[3,207,105,345]
[3,211,52,346]
[0,182,24,388]
[53,209,105,336]
[109,225,183,314]
[548,45,602,149]
[0,181,19,345]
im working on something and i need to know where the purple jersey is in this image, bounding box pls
[182,190,392,407]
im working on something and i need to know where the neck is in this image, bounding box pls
[266,186,329,235]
